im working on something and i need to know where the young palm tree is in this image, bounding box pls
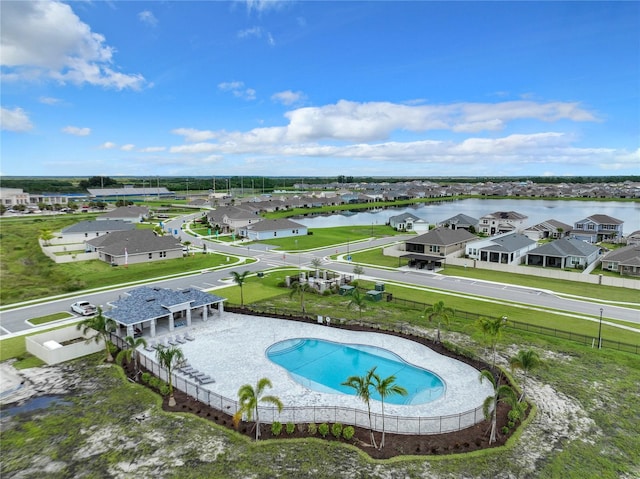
[116,335,148,378]
[479,370,518,444]
[347,288,367,318]
[476,316,508,367]
[155,344,185,407]
[40,229,55,246]
[509,349,544,401]
[423,300,455,343]
[342,368,377,448]
[233,377,283,440]
[370,368,408,450]
[231,270,250,307]
[352,264,364,281]
[76,306,116,362]
[289,279,312,314]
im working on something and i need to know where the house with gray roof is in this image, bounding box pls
[626,230,640,247]
[206,205,261,234]
[104,286,226,338]
[437,213,479,232]
[60,219,135,243]
[571,214,624,243]
[388,212,429,232]
[525,238,600,269]
[523,219,572,241]
[402,227,476,270]
[237,218,307,241]
[465,233,537,265]
[479,211,528,236]
[98,205,150,223]
[85,230,183,266]
[601,245,640,277]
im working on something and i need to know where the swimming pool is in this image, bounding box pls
[266,338,445,405]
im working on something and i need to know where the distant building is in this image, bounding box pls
[571,214,624,243]
[87,185,173,200]
[60,220,135,243]
[478,211,528,236]
[238,218,308,241]
[402,227,476,270]
[523,219,572,241]
[465,233,537,265]
[98,205,150,223]
[437,213,479,232]
[601,244,640,277]
[388,212,429,232]
[525,238,600,269]
[85,230,183,266]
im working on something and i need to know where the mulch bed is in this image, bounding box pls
[127,317,521,459]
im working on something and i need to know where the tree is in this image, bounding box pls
[370,368,408,449]
[311,257,322,272]
[353,264,365,281]
[509,349,544,401]
[155,344,185,407]
[76,306,116,362]
[347,289,367,318]
[231,270,251,307]
[289,279,312,314]
[116,335,148,378]
[233,377,283,440]
[476,316,508,367]
[479,370,518,444]
[40,229,55,246]
[342,368,377,448]
[423,300,455,343]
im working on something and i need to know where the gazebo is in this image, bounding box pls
[104,286,226,338]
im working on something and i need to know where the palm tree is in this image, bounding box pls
[155,344,185,407]
[289,279,312,314]
[116,335,148,378]
[353,264,364,281]
[479,370,518,444]
[370,368,408,449]
[233,377,283,440]
[40,229,55,246]
[423,300,455,343]
[77,306,116,362]
[231,270,250,307]
[342,368,377,448]
[509,349,544,401]
[477,316,508,367]
[347,288,367,318]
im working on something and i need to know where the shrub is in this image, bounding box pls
[331,423,343,438]
[342,426,355,440]
[307,423,317,435]
[158,383,170,396]
[501,426,510,435]
[318,423,329,438]
[286,422,295,435]
[271,421,283,436]
[141,372,151,383]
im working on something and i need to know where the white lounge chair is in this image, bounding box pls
[184,331,195,341]
[168,336,178,346]
[176,335,186,344]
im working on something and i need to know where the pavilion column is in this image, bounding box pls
[218,301,224,317]
[169,312,175,331]
[186,308,192,327]
[202,306,208,322]
[150,318,156,337]
[126,325,134,338]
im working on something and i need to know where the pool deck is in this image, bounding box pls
[140,313,493,420]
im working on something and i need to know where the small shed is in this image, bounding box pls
[339,285,355,296]
[366,290,383,302]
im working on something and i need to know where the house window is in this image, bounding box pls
[160,251,166,258]
[273,232,277,237]
[149,253,153,259]
[588,224,595,230]
[429,245,441,253]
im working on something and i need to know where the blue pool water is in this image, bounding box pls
[266,338,445,405]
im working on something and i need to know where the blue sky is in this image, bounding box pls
[1,0,638,178]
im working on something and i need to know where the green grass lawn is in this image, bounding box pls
[29,312,74,325]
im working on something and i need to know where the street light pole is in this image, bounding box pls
[598,308,603,349]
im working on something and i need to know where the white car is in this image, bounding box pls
[71,301,96,316]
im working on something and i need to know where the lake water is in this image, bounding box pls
[293,199,640,234]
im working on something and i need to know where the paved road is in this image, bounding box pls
[1,217,638,336]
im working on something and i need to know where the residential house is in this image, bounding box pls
[626,230,640,247]
[525,238,600,269]
[478,211,528,236]
[59,219,135,243]
[402,227,476,270]
[600,245,640,277]
[85,230,183,266]
[466,233,537,265]
[523,219,572,241]
[98,205,150,223]
[206,206,262,234]
[437,213,479,232]
[104,286,226,338]
[571,214,624,243]
[237,218,307,241]
[388,212,429,232]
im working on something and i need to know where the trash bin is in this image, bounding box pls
[375,282,385,292]
[386,293,393,302]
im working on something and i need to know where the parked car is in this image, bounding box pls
[71,301,96,316]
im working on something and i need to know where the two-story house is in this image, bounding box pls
[478,211,528,236]
[403,227,476,270]
[571,214,624,243]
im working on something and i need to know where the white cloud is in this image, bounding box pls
[99,141,117,149]
[244,0,288,14]
[172,128,219,142]
[271,90,306,106]
[170,143,219,154]
[139,146,166,153]
[0,107,33,132]
[0,0,146,90]
[39,96,63,105]
[120,144,135,151]
[62,125,91,136]
[138,10,158,26]
[237,27,263,39]
[218,81,256,100]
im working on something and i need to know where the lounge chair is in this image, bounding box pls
[180,367,195,375]
[176,335,186,344]
[144,341,155,352]
[198,375,214,384]
[184,331,195,341]
[168,336,178,346]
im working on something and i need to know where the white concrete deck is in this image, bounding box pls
[141,313,493,425]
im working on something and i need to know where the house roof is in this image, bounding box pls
[389,212,421,222]
[242,218,305,232]
[527,238,600,258]
[481,211,528,221]
[479,233,536,253]
[86,230,182,257]
[602,245,640,266]
[525,219,572,233]
[99,205,149,219]
[105,286,226,325]
[408,227,476,246]
[61,220,135,234]
[438,213,478,226]
[576,214,623,225]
